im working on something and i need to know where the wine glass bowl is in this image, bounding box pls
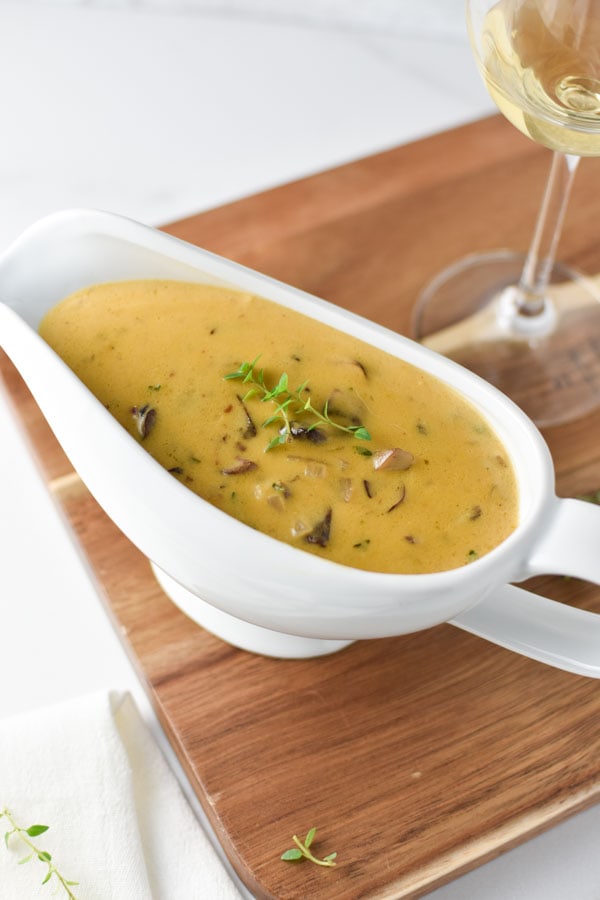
[413,0,600,427]
[472,0,600,156]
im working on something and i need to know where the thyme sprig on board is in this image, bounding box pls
[1,808,79,898]
[280,827,337,867]
[224,356,371,450]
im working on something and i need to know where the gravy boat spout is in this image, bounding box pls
[1,209,600,671]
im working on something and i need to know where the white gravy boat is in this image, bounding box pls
[1,209,599,672]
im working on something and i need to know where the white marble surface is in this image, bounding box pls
[1,2,600,898]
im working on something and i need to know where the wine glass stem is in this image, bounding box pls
[515,151,580,317]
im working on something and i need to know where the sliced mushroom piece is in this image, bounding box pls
[221,457,258,475]
[372,448,414,471]
[331,358,369,378]
[305,508,332,547]
[236,394,257,439]
[288,421,327,444]
[131,404,157,439]
[387,483,407,512]
[326,387,367,425]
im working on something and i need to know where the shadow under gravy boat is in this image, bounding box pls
[1,209,599,672]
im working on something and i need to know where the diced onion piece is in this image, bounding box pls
[291,520,311,538]
[339,477,353,501]
[304,461,328,478]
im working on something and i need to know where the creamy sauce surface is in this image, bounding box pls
[39,280,519,574]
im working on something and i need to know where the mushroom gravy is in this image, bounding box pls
[39,279,519,573]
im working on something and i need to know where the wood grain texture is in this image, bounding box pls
[3,114,600,899]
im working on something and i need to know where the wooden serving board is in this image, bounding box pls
[4,114,600,899]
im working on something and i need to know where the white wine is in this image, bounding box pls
[474,0,600,155]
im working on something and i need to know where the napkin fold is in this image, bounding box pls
[0,691,242,899]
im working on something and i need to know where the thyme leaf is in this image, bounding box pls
[224,357,371,449]
[280,827,337,867]
[1,808,79,898]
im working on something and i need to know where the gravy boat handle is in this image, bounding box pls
[452,498,600,677]
[451,585,600,677]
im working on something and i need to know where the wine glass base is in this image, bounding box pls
[412,250,600,427]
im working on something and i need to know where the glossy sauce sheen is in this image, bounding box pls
[39,280,519,573]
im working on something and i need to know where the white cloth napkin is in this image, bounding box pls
[0,691,242,899]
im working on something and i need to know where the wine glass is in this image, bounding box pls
[412,0,600,427]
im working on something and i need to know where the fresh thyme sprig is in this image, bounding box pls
[1,808,79,898]
[281,826,337,867]
[224,356,371,450]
